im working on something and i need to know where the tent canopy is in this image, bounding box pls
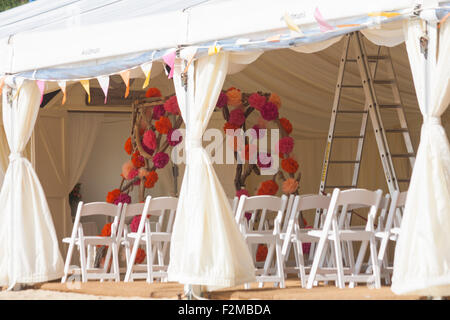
[0,0,448,78]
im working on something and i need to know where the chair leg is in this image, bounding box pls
[125,239,140,282]
[111,243,120,282]
[102,246,112,283]
[62,241,76,283]
[79,241,88,283]
[264,244,275,276]
[350,240,368,288]
[332,237,345,289]
[146,233,154,283]
[307,235,328,289]
[369,236,381,289]
[275,238,285,288]
[294,239,306,288]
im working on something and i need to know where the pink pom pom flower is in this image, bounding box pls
[114,193,131,205]
[228,108,246,127]
[278,137,294,155]
[248,93,266,111]
[164,96,180,115]
[236,189,250,198]
[153,152,169,169]
[216,92,228,108]
[260,102,279,121]
[152,104,165,120]
[143,129,157,152]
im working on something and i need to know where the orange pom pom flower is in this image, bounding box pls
[155,116,172,134]
[281,157,299,174]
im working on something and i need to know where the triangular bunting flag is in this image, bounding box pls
[180,46,198,73]
[283,12,304,36]
[36,80,45,105]
[141,62,153,89]
[162,50,176,79]
[80,79,91,104]
[12,77,25,101]
[57,80,67,105]
[208,42,221,56]
[120,70,130,98]
[0,76,5,96]
[97,76,110,104]
[314,7,334,32]
[266,34,281,42]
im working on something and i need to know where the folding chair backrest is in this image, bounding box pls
[281,194,296,233]
[385,190,408,231]
[117,199,150,243]
[235,195,288,233]
[325,188,383,232]
[146,196,178,234]
[345,193,390,230]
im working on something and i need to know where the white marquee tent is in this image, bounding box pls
[0,0,449,296]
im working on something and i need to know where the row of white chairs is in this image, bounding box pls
[231,188,406,289]
[61,196,178,283]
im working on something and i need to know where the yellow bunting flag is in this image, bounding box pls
[141,62,153,89]
[80,79,90,104]
[120,70,130,98]
[368,12,400,18]
[57,80,67,105]
[283,12,304,36]
[208,42,221,56]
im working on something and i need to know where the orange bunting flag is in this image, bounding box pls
[97,76,110,104]
[120,70,130,98]
[0,76,5,96]
[57,80,67,105]
[80,79,90,104]
[141,62,152,89]
[266,34,281,42]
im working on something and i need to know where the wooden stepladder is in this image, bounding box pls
[312,31,416,235]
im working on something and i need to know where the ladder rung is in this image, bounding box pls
[328,160,360,164]
[324,185,356,189]
[373,80,394,85]
[385,128,408,133]
[367,55,388,60]
[346,59,357,62]
[391,153,415,158]
[337,110,368,114]
[340,84,364,88]
[397,178,411,183]
[379,104,401,109]
[333,135,364,139]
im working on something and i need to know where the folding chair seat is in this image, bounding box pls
[121,196,178,283]
[306,188,383,289]
[235,194,288,288]
[61,202,123,283]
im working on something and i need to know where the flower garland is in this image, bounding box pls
[217,87,301,198]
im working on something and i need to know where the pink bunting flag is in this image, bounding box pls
[314,7,334,32]
[162,50,176,79]
[36,80,45,104]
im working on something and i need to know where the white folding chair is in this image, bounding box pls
[61,201,123,283]
[235,194,288,288]
[281,194,332,287]
[306,188,383,289]
[123,196,178,283]
[375,190,407,284]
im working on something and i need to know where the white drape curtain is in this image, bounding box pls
[391,19,450,296]
[0,124,9,189]
[68,113,103,192]
[168,52,256,289]
[0,80,64,288]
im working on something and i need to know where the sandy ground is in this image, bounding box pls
[0,278,423,300]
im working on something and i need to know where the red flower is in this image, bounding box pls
[256,244,268,262]
[106,189,121,203]
[164,95,180,115]
[100,223,112,237]
[144,171,158,189]
[155,116,172,134]
[281,157,299,174]
[131,150,145,168]
[145,87,162,98]
[124,137,133,155]
[223,122,240,133]
[248,93,266,111]
[228,108,246,127]
[135,248,146,264]
[279,118,293,134]
[278,137,294,155]
[257,180,279,195]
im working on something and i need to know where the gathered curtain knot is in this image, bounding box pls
[186,139,202,149]
[8,152,24,162]
[423,115,441,126]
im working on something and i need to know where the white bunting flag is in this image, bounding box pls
[141,62,153,89]
[57,80,67,105]
[97,76,110,104]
